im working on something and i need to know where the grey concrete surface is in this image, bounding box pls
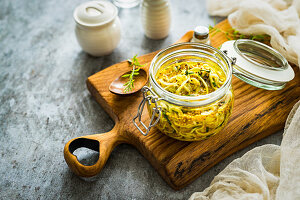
[0,0,283,199]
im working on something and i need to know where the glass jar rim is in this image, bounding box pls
[149,42,233,107]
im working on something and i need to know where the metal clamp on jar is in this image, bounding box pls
[133,41,294,141]
[133,86,162,136]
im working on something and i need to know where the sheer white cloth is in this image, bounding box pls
[189,2,300,199]
[190,0,300,200]
[189,101,300,200]
[207,0,300,67]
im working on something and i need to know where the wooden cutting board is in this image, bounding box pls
[64,20,300,190]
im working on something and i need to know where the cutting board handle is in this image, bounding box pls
[63,125,124,177]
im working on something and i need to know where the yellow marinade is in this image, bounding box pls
[148,59,233,141]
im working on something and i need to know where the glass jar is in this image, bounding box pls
[133,43,234,141]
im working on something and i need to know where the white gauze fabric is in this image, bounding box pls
[189,101,300,200]
[189,1,300,199]
[207,0,300,67]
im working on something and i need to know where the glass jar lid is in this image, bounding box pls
[221,39,295,90]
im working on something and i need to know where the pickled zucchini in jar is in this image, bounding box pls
[148,58,233,141]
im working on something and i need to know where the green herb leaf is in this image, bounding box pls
[208,25,270,43]
[123,55,144,93]
[162,110,172,125]
[199,69,211,72]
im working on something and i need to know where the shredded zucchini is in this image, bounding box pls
[155,61,226,96]
[148,59,233,141]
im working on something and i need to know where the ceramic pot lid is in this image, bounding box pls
[221,39,295,90]
[74,0,118,27]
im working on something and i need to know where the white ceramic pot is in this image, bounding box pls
[74,0,121,56]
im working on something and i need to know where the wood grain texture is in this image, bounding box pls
[64,20,300,190]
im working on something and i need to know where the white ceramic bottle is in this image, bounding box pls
[73,0,121,56]
[141,0,171,40]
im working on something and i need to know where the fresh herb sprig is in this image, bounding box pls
[208,25,270,45]
[122,54,144,93]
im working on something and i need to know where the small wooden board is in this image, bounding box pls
[83,20,299,190]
